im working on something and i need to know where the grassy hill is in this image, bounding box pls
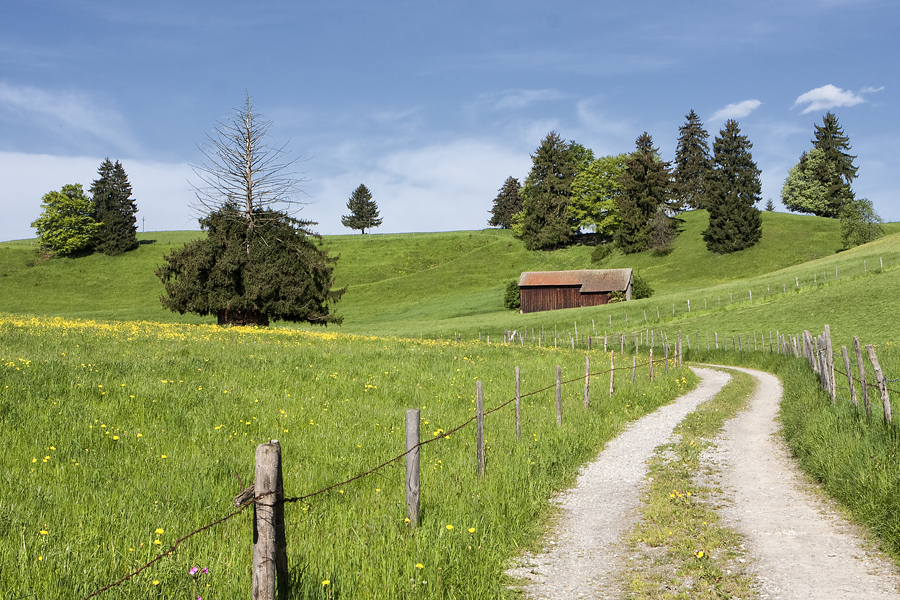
[1,210,898,346]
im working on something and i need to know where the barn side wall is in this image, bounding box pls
[520,286,610,314]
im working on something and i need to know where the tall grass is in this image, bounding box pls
[0,314,695,599]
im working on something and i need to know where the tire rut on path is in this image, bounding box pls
[702,365,900,599]
[507,367,732,599]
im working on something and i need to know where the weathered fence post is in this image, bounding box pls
[476,381,485,476]
[854,337,871,420]
[609,351,615,398]
[824,325,836,401]
[649,348,654,381]
[252,441,288,600]
[632,355,636,383]
[556,365,562,425]
[841,346,857,410]
[406,410,420,526]
[584,356,590,410]
[515,366,521,441]
[866,345,893,426]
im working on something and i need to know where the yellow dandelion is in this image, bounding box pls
[468,527,475,533]
[322,580,330,586]
[155,528,164,535]
[446,524,453,531]
[152,580,160,586]
[416,563,424,569]
[39,530,48,535]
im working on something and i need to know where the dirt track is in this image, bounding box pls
[509,366,900,599]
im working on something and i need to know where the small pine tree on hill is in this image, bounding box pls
[704,120,762,254]
[90,159,138,255]
[488,176,521,229]
[341,184,383,234]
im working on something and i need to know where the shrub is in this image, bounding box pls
[632,271,653,299]
[504,279,521,310]
[591,243,611,264]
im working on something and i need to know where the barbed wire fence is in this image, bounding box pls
[79,348,686,600]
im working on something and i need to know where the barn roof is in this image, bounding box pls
[518,269,633,293]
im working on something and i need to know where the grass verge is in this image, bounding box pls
[622,366,758,600]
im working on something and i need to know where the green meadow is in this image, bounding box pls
[3,208,900,597]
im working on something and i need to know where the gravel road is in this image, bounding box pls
[507,367,731,599]
[508,365,900,599]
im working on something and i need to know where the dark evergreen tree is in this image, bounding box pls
[514,131,577,250]
[616,133,671,254]
[341,184,383,233]
[157,204,345,326]
[672,110,713,210]
[810,111,858,217]
[89,159,138,255]
[488,176,521,229]
[703,120,762,254]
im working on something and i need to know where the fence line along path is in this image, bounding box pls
[507,367,731,599]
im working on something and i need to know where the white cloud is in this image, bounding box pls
[791,84,871,114]
[0,82,139,154]
[709,100,762,122]
[0,152,195,242]
[306,139,532,236]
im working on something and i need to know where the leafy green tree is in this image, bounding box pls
[488,177,521,229]
[780,148,834,216]
[672,109,713,210]
[616,133,671,254]
[840,197,883,249]
[158,95,343,326]
[513,131,577,250]
[703,120,762,254]
[341,184,383,233]
[569,153,627,238]
[503,280,521,310]
[89,159,138,255]
[31,184,101,257]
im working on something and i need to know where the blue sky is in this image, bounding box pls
[1,0,896,241]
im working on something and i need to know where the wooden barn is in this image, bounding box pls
[518,269,633,314]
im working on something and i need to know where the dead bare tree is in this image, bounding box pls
[190,93,308,227]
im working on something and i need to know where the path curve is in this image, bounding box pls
[507,367,732,599]
[703,365,900,599]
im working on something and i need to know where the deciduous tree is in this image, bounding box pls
[31,184,101,257]
[342,184,383,233]
[569,154,627,238]
[703,120,762,254]
[840,197,883,249]
[90,158,138,255]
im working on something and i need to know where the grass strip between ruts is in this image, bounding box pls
[621,366,759,600]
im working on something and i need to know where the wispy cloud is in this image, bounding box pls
[709,100,762,122]
[480,89,568,111]
[0,82,139,154]
[791,84,880,114]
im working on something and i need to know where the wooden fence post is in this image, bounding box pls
[609,351,615,398]
[824,325,836,401]
[841,346,857,410]
[854,337,871,420]
[252,441,288,600]
[406,409,420,526]
[866,345,893,426]
[476,381,485,476]
[556,365,562,425]
[649,348,654,381]
[584,356,590,410]
[631,355,636,383]
[515,366,521,442]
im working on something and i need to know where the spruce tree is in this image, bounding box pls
[616,133,671,254]
[514,131,576,250]
[811,112,857,217]
[488,176,521,229]
[672,109,713,210]
[89,159,138,255]
[704,120,762,254]
[341,184,383,233]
